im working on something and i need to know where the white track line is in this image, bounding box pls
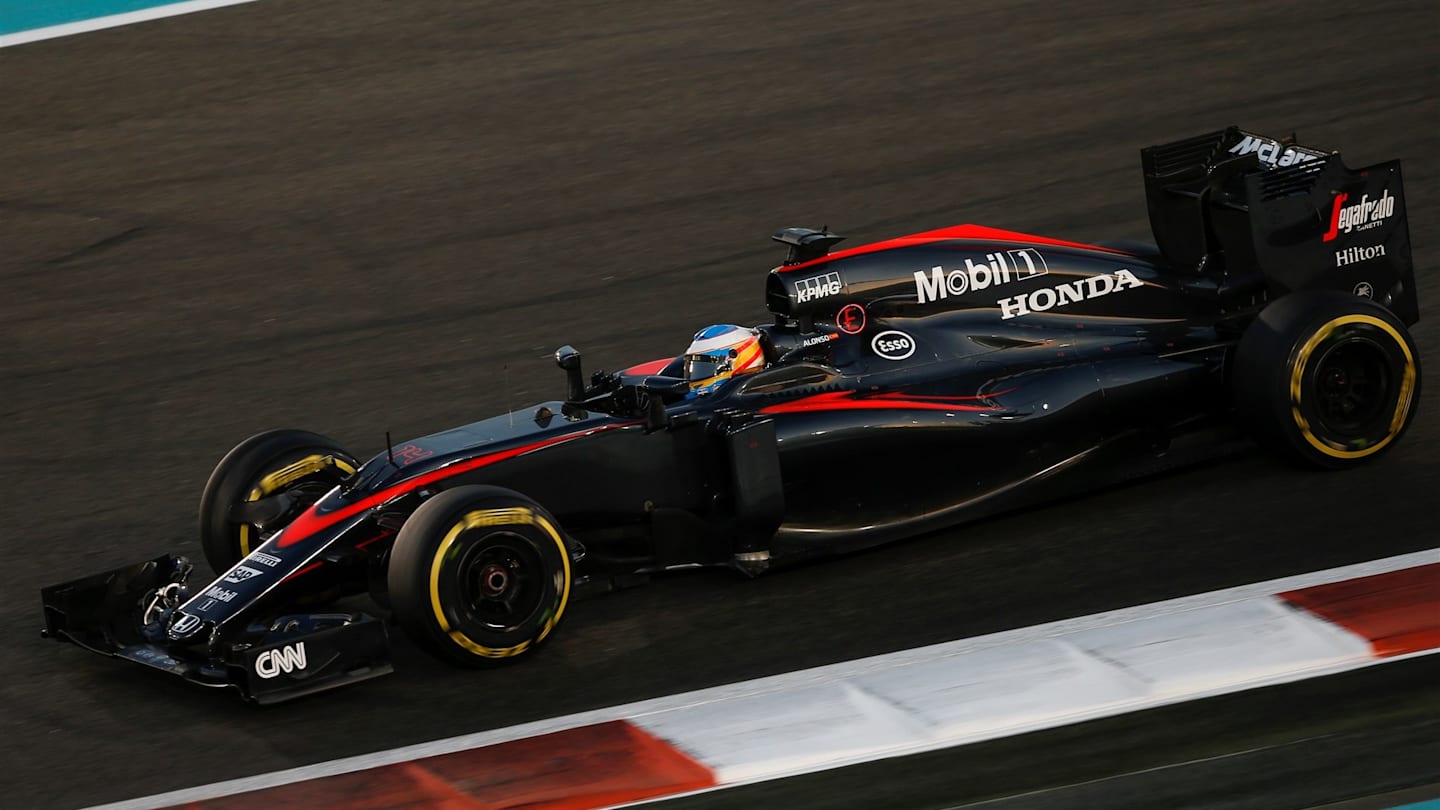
[89,547,1440,810]
[0,0,259,50]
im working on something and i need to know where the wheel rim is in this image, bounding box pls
[1307,336,1393,440]
[454,532,545,633]
[1287,313,1417,461]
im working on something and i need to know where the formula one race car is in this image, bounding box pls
[42,127,1421,702]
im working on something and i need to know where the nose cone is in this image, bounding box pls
[167,611,205,641]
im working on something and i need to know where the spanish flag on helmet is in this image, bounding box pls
[684,324,765,396]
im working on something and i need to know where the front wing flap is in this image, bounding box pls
[41,555,393,703]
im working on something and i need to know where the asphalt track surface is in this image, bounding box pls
[0,1,1435,807]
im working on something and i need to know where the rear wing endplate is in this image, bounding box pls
[1141,127,1417,324]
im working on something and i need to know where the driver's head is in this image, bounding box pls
[684,324,764,395]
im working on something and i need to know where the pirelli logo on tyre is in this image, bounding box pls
[428,506,572,660]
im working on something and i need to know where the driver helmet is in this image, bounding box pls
[684,324,765,395]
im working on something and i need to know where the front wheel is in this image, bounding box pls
[1232,291,1421,469]
[387,486,573,667]
[198,429,358,573]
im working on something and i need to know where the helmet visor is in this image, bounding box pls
[685,352,732,382]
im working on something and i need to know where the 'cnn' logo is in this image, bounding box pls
[254,643,307,679]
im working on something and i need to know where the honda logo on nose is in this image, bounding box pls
[169,613,202,638]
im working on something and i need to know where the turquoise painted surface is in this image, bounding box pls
[1391,800,1440,809]
[0,0,197,35]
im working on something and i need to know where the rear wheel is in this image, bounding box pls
[1232,291,1420,469]
[198,429,358,573]
[388,486,573,667]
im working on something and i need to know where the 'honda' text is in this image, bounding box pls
[997,269,1144,320]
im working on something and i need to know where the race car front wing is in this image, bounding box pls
[40,555,393,704]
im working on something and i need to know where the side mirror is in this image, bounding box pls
[638,376,689,433]
[554,345,585,401]
[639,376,690,398]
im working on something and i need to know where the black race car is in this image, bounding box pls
[41,127,1421,702]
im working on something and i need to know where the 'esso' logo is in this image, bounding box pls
[871,330,915,361]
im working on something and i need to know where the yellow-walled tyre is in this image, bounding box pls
[388,486,573,667]
[198,429,358,574]
[1233,291,1421,470]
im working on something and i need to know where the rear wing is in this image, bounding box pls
[1141,127,1417,324]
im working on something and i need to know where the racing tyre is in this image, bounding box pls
[1233,291,1420,469]
[388,486,572,667]
[199,429,358,573]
